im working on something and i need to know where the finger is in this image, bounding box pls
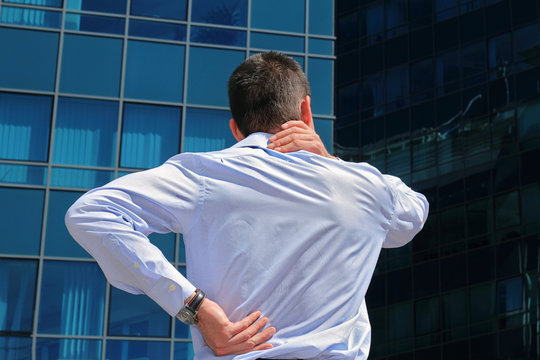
[220,327,276,355]
[281,120,308,129]
[269,134,316,151]
[269,128,311,145]
[229,317,269,344]
[228,310,262,334]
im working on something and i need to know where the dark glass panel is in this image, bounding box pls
[337,83,359,117]
[486,0,510,37]
[513,24,540,69]
[361,72,384,114]
[385,64,409,104]
[435,50,459,89]
[385,35,408,67]
[462,113,490,166]
[385,0,407,38]
[488,33,511,71]
[521,184,540,227]
[66,0,125,14]
[192,0,247,26]
[361,44,384,75]
[469,282,496,331]
[36,338,101,360]
[415,347,439,360]
[410,100,435,131]
[370,307,387,347]
[511,0,538,26]
[413,214,438,261]
[409,0,432,21]
[409,27,433,60]
[385,109,409,139]
[460,9,484,44]
[415,297,439,336]
[335,51,359,85]
[495,276,523,313]
[335,124,359,151]
[499,327,528,358]
[388,301,413,342]
[360,1,384,43]
[129,19,186,41]
[461,41,486,81]
[387,268,412,304]
[468,247,495,283]
[366,274,386,308]
[515,68,540,102]
[442,340,468,360]
[336,12,359,50]
[361,117,384,146]
[465,170,491,200]
[437,93,461,132]
[434,18,458,52]
[0,259,38,332]
[411,58,433,94]
[0,6,62,29]
[470,334,496,359]
[438,179,464,208]
[442,290,468,340]
[65,13,125,35]
[496,240,522,278]
[495,191,520,229]
[0,336,32,360]
[467,198,493,238]
[441,253,467,290]
[414,261,439,298]
[106,340,170,360]
[130,0,187,21]
[517,101,540,149]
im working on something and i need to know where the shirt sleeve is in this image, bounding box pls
[65,160,202,316]
[383,174,429,248]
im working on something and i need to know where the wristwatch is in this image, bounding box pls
[176,289,206,325]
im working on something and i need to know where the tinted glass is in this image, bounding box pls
[251,32,304,52]
[149,232,176,262]
[308,58,333,115]
[0,164,47,186]
[0,6,62,29]
[38,261,106,335]
[0,336,32,360]
[251,0,305,33]
[191,26,246,46]
[388,301,413,341]
[0,92,52,162]
[361,1,383,42]
[5,0,62,6]
[309,0,333,35]
[130,0,187,21]
[496,276,523,313]
[488,33,511,70]
[0,187,44,255]
[36,338,101,360]
[60,34,122,97]
[129,19,186,41]
[184,108,235,153]
[0,28,58,91]
[45,190,89,258]
[309,38,333,55]
[108,287,170,337]
[50,167,114,189]
[0,259,38,332]
[124,41,185,102]
[314,118,333,151]
[415,297,439,336]
[187,47,244,107]
[174,342,194,360]
[53,97,118,167]
[120,103,181,169]
[386,64,409,102]
[66,0,126,14]
[191,0,247,26]
[106,340,170,360]
[65,13,125,35]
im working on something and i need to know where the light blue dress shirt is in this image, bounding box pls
[66,132,428,360]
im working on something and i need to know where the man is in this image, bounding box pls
[66,52,428,359]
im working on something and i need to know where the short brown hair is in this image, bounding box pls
[227,52,311,136]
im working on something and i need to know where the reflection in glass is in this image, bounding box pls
[496,277,523,313]
[337,83,358,117]
[66,0,126,14]
[65,13,125,35]
[45,190,90,258]
[131,0,186,20]
[5,0,62,6]
[0,92,52,162]
[250,0,304,33]
[309,0,333,35]
[251,32,304,53]
[386,65,409,104]
[0,6,61,28]
[461,41,485,80]
[38,261,106,335]
[361,1,383,43]
[129,19,186,41]
[385,0,407,38]
[0,259,38,332]
[108,287,170,337]
[0,336,32,360]
[121,103,181,169]
[415,297,439,336]
[106,340,170,360]
[184,108,235,153]
[191,26,246,47]
[513,24,540,71]
[488,33,511,70]
[308,58,333,115]
[411,58,433,94]
[0,187,44,255]
[388,301,413,342]
[192,0,247,26]
[0,164,47,185]
[36,338,101,360]
[50,168,114,189]
[436,50,459,90]
[53,97,118,167]
[361,73,384,117]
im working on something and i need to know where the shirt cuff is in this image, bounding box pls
[146,275,197,317]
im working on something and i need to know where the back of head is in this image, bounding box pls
[228,52,311,136]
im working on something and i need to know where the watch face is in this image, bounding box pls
[177,308,196,325]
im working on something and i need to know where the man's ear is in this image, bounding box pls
[300,95,314,129]
[229,118,245,141]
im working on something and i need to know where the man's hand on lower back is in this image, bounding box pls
[267,120,336,159]
[196,298,276,356]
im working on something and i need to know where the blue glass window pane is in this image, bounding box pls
[0,336,32,360]
[309,38,333,55]
[385,0,407,38]
[124,41,185,102]
[313,118,333,153]
[108,287,170,337]
[309,0,333,35]
[411,58,433,94]
[45,190,90,258]
[177,234,186,263]
[53,97,118,167]
[106,340,170,360]
[184,108,235,152]
[0,187,44,255]
[361,2,384,42]
[174,342,194,360]
[66,0,126,15]
[130,0,187,21]
[251,32,304,53]
[121,103,181,169]
[436,50,459,86]
[496,276,523,313]
[60,34,122,97]
[50,168,114,189]
[191,0,247,26]
[0,6,61,28]
[38,261,106,335]
[436,0,458,21]
[187,47,245,107]
[65,13,125,35]
[308,58,333,115]
[386,65,409,102]
[488,33,512,69]
[0,259,37,332]
[461,41,485,79]
[0,92,52,162]
[0,28,58,91]
[129,19,186,41]
[0,164,47,185]
[36,338,101,360]
[513,24,540,64]
[148,232,175,262]
[362,72,384,111]
[191,26,246,46]
[251,0,305,33]
[5,0,62,7]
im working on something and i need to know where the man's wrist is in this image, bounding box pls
[177,289,206,325]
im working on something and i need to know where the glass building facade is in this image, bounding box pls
[0,0,334,359]
[335,0,539,359]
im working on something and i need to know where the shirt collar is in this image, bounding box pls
[231,132,272,149]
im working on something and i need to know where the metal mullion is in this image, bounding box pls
[0,159,48,166]
[246,0,251,58]
[31,4,67,359]
[63,28,125,39]
[0,87,56,96]
[180,0,192,155]
[187,41,246,52]
[0,2,61,11]
[63,8,125,18]
[0,22,61,33]
[124,35,187,47]
[128,14,187,25]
